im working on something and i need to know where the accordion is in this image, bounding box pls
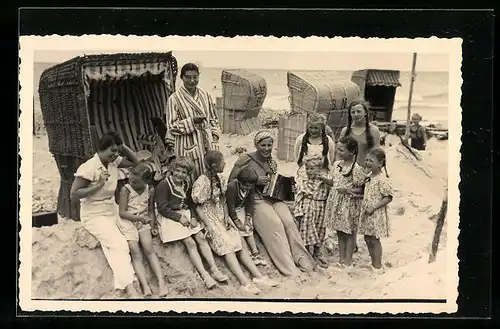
[262,174,296,202]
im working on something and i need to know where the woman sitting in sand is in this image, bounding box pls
[70,130,141,298]
[117,163,169,297]
[155,156,229,289]
[192,150,279,295]
[409,113,428,151]
[228,130,315,276]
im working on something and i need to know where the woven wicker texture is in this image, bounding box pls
[277,112,308,162]
[287,71,361,114]
[38,52,178,220]
[221,69,267,112]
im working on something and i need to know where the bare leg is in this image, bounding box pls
[128,241,152,296]
[224,252,251,285]
[182,237,209,277]
[344,233,356,266]
[363,235,375,267]
[193,232,228,282]
[371,237,383,269]
[139,230,168,296]
[236,248,263,279]
[245,235,259,255]
[337,231,347,265]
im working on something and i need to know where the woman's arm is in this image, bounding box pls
[70,177,104,200]
[371,124,381,147]
[327,136,336,164]
[148,187,157,221]
[225,183,239,222]
[118,188,146,222]
[371,196,393,212]
[166,97,197,136]
[118,145,140,168]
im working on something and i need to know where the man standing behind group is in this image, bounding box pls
[167,63,221,184]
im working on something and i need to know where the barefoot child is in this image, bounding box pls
[294,155,331,269]
[117,163,169,297]
[324,136,366,268]
[225,167,268,266]
[193,150,279,295]
[155,157,229,289]
[358,148,394,273]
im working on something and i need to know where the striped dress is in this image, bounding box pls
[167,85,221,184]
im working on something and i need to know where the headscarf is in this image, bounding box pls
[253,130,274,146]
[252,130,277,174]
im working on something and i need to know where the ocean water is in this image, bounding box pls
[196,67,449,127]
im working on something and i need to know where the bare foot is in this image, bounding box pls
[158,286,169,297]
[143,288,153,297]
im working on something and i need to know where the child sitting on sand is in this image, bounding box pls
[192,150,279,295]
[409,113,428,150]
[294,155,331,269]
[324,136,365,269]
[358,148,394,273]
[117,163,169,297]
[225,167,268,266]
[155,157,229,290]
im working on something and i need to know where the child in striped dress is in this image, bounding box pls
[117,163,169,297]
[293,155,332,269]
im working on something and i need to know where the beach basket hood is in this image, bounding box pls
[221,69,267,111]
[287,71,361,114]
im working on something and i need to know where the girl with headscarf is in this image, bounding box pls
[228,130,315,276]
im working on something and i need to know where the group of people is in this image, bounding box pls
[69,63,427,299]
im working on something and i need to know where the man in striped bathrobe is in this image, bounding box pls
[167,63,221,184]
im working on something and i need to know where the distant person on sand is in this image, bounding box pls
[167,63,221,184]
[294,112,336,180]
[339,100,381,166]
[358,148,394,273]
[117,163,169,298]
[229,130,315,276]
[225,167,268,267]
[293,155,331,269]
[155,156,229,290]
[409,113,428,150]
[70,130,141,298]
[324,136,365,268]
[192,150,279,295]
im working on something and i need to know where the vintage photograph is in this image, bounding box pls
[19,36,461,314]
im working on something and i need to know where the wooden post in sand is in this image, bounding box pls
[428,187,448,263]
[404,53,418,140]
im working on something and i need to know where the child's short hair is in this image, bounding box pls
[170,156,193,174]
[237,167,258,184]
[129,163,152,180]
[412,113,422,120]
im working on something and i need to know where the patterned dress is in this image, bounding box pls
[192,174,242,256]
[325,160,366,234]
[358,174,393,238]
[117,184,152,242]
[293,170,331,247]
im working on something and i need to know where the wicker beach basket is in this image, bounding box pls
[287,71,361,114]
[221,69,267,115]
[38,52,178,221]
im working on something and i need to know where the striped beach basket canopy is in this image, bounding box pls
[38,52,178,221]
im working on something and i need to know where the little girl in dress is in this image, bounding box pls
[294,155,332,269]
[324,136,365,268]
[193,150,279,295]
[358,148,394,273]
[117,163,169,297]
[225,167,268,266]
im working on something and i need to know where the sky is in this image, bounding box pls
[34,50,449,72]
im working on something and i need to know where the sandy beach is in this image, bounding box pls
[31,124,449,300]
